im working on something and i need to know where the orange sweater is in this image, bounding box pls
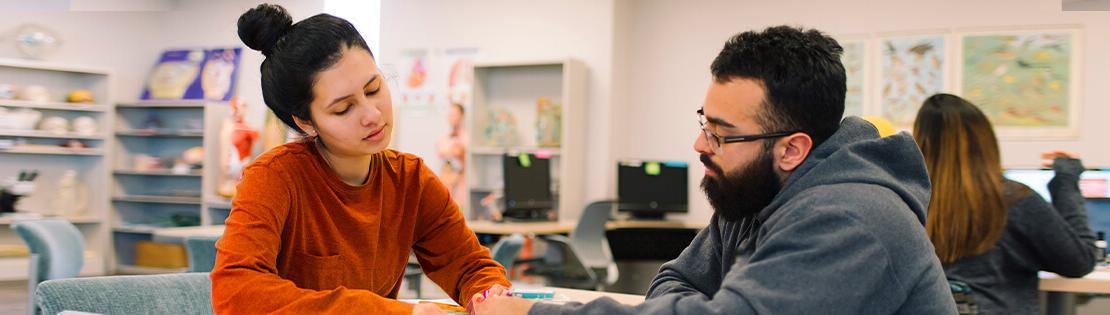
[211,142,509,314]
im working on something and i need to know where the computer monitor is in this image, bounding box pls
[1004,168,1110,235]
[617,160,688,220]
[502,153,554,221]
[1003,168,1110,202]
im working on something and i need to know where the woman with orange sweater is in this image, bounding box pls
[211,4,510,314]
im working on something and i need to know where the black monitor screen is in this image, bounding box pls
[618,160,688,216]
[502,153,553,212]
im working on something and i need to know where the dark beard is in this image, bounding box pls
[700,147,782,222]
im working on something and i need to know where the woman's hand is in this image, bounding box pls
[412,303,448,315]
[1041,150,1080,168]
[472,295,536,315]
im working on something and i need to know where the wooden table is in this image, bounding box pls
[551,287,645,305]
[404,286,645,309]
[465,221,576,235]
[1039,268,1110,315]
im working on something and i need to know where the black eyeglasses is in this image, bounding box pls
[697,108,798,153]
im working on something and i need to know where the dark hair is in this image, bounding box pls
[912,93,1008,263]
[711,25,846,147]
[237,3,372,134]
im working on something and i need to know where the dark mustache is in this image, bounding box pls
[700,154,724,175]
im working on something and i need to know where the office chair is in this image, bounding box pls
[35,273,212,315]
[949,279,979,315]
[527,201,619,290]
[11,219,85,315]
[490,233,525,273]
[184,236,220,272]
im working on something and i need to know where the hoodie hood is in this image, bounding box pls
[758,116,932,224]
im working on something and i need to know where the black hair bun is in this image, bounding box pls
[237,3,293,57]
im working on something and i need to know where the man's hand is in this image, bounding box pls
[472,295,536,315]
[412,303,448,315]
[467,284,510,313]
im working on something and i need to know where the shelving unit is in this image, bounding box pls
[107,99,233,274]
[465,59,586,223]
[110,100,222,274]
[0,58,112,280]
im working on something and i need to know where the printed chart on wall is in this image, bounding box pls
[141,47,242,101]
[958,29,1080,138]
[444,48,477,109]
[398,49,435,113]
[840,39,867,117]
[878,35,947,129]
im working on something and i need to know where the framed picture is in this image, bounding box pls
[875,33,951,130]
[955,27,1082,139]
[837,37,869,118]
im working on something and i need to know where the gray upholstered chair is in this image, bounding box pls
[35,272,213,315]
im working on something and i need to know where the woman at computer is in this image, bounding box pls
[913,93,1098,314]
[211,4,509,314]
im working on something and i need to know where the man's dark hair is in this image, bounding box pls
[238,3,373,134]
[711,25,846,147]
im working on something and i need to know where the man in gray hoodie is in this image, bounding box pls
[474,25,958,314]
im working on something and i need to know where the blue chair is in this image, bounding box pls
[35,272,212,315]
[11,219,84,315]
[490,233,525,273]
[184,236,220,272]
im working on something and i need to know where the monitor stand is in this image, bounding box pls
[501,208,554,222]
[627,211,666,221]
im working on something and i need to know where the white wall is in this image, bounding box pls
[0,10,163,102]
[617,0,1110,223]
[0,0,324,124]
[381,0,619,221]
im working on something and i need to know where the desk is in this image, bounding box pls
[465,219,707,236]
[466,221,576,235]
[151,220,708,241]
[1040,269,1110,294]
[404,287,644,308]
[152,225,225,243]
[1039,269,1110,315]
[553,287,645,305]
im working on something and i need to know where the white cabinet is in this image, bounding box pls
[0,58,112,280]
[465,59,586,223]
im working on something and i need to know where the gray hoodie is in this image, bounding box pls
[530,117,957,314]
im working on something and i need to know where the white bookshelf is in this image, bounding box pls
[107,99,234,271]
[0,58,113,280]
[0,100,109,112]
[110,100,225,273]
[465,59,586,223]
